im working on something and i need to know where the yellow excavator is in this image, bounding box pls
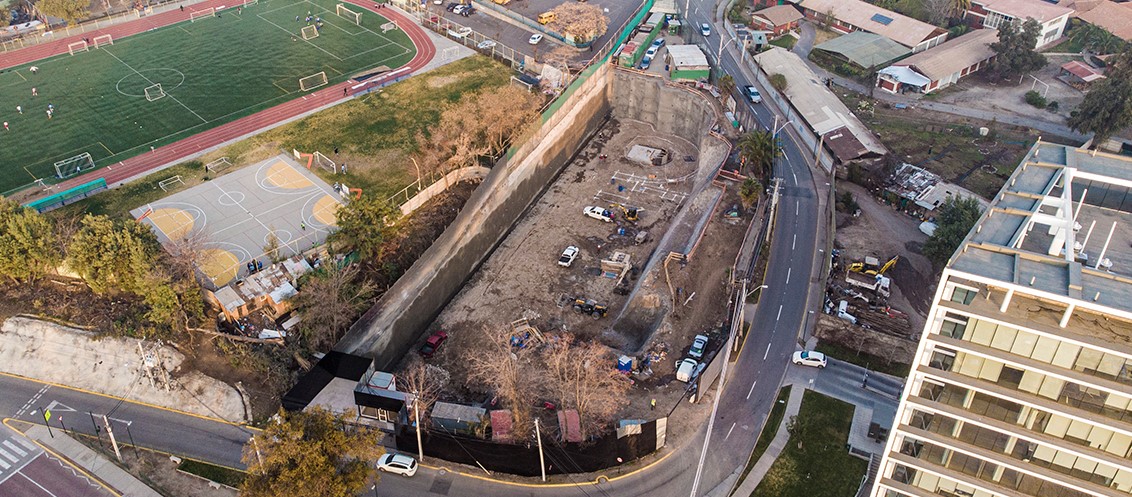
[610,203,640,222]
[848,255,898,276]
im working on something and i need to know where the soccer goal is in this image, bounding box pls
[242,0,259,5]
[92,34,113,48]
[144,83,166,101]
[158,175,184,191]
[300,24,319,40]
[54,152,95,179]
[380,21,397,33]
[205,157,233,174]
[313,151,336,173]
[189,7,215,21]
[299,71,328,91]
[67,40,88,55]
[336,4,361,25]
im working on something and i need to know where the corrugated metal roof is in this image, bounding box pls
[751,4,803,27]
[814,31,911,68]
[1078,0,1132,40]
[798,0,944,48]
[891,29,998,82]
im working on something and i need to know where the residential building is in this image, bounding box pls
[1077,1,1132,42]
[750,4,804,37]
[965,0,1073,48]
[877,29,998,94]
[796,0,949,52]
[871,142,1132,497]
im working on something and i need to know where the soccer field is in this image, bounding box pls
[0,0,415,195]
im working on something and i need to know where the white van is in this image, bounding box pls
[676,358,700,383]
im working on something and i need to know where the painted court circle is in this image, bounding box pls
[115,68,186,97]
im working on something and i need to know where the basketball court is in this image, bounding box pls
[131,154,344,287]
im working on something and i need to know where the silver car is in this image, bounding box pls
[377,453,418,477]
[792,350,827,368]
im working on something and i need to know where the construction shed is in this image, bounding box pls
[665,44,710,81]
[431,402,487,435]
[207,255,312,321]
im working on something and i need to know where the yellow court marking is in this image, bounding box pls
[265,160,313,189]
[200,248,239,287]
[149,208,195,240]
[312,194,341,226]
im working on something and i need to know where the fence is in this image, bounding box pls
[0,0,205,53]
[393,0,525,71]
[470,0,577,47]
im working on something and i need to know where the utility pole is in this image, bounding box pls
[102,415,122,462]
[535,418,546,482]
[414,397,425,463]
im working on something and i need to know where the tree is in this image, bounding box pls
[718,74,736,98]
[987,19,1047,82]
[242,407,384,497]
[294,263,376,351]
[36,0,89,25]
[736,130,780,180]
[922,196,983,266]
[548,3,608,42]
[541,335,630,438]
[1069,23,1126,55]
[67,214,160,294]
[1069,49,1132,147]
[949,0,971,17]
[0,7,11,28]
[0,199,60,283]
[739,178,760,210]
[474,87,540,159]
[398,358,451,429]
[543,45,577,83]
[769,73,788,92]
[923,0,952,26]
[329,194,401,262]
[463,325,540,439]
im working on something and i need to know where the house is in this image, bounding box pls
[886,163,988,218]
[1058,60,1106,88]
[965,0,1073,48]
[750,4,803,37]
[796,0,949,52]
[813,31,911,70]
[206,255,312,322]
[1077,1,1132,42]
[665,44,711,81]
[877,29,999,94]
[281,351,410,432]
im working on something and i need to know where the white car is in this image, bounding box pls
[676,358,700,382]
[744,85,762,104]
[645,46,659,57]
[477,39,497,50]
[377,453,418,477]
[583,206,614,222]
[701,23,711,36]
[792,350,827,368]
[558,245,579,267]
[689,334,708,359]
[529,33,544,45]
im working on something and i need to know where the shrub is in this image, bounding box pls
[1047,101,1060,111]
[1024,90,1047,108]
[769,73,787,91]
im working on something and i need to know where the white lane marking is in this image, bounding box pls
[763,343,772,359]
[16,385,49,418]
[796,200,799,215]
[746,380,758,400]
[776,305,783,321]
[786,267,791,285]
[791,233,796,250]
[792,171,798,185]
[3,440,28,457]
[725,422,737,440]
[16,472,60,497]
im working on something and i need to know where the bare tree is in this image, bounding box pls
[476,87,540,158]
[542,334,631,439]
[399,358,451,428]
[165,229,213,285]
[548,3,609,42]
[542,46,577,83]
[293,263,376,351]
[922,0,951,26]
[463,325,540,440]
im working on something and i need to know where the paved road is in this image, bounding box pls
[0,374,253,469]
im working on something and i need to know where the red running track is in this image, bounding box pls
[14,1,435,199]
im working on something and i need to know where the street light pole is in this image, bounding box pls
[414,395,424,464]
[535,418,546,482]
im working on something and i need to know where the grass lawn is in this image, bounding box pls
[51,56,512,221]
[0,0,414,195]
[177,459,246,488]
[816,341,910,377]
[751,391,867,497]
[769,36,796,50]
[738,385,792,484]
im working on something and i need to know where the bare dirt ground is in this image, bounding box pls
[929,54,1085,123]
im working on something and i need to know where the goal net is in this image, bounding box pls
[313,151,336,173]
[299,71,328,91]
[144,83,166,101]
[242,0,259,5]
[301,24,319,40]
[190,7,215,21]
[380,22,397,33]
[92,34,113,48]
[336,4,361,25]
[205,157,233,173]
[54,152,96,179]
[67,40,88,55]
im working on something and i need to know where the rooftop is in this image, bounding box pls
[797,0,946,48]
[814,31,912,68]
[1077,0,1132,41]
[751,4,804,27]
[948,142,1132,329]
[891,29,998,82]
[974,0,1074,22]
[666,44,710,67]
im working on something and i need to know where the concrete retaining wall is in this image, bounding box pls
[398,166,490,216]
[610,71,718,146]
[335,63,615,368]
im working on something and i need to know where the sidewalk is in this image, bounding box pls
[23,424,162,497]
[728,382,804,497]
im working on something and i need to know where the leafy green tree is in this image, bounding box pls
[329,195,401,262]
[0,7,11,28]
[0,199,60,283]
[67,214,160,294]
[241,407,385,497]
[1069,22,1127,55]
[769,73,788,92]
[1069,49,1132,147]
[36,0,89,25]
[718,74,736,98]
[987,19,1047,81]
[737,130,781,180]
[739,177,761,209]
[923,196,983,267]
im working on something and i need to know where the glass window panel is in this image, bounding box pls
[1098,353,1126,376]
[1066,419,1092,440]
[1052,342,1080,369]
[1033,443,1057,463]
[959,353,985,378]
[1019,369,1044,394]
[1104,392,1130,410]
[979,359,1003,382]
[1086,425,1112,447]
[916,472,939,491]
[1074,347,1103,372]
[1032,335,1060,363]
[1037,376,1065,400]
[970,320,997,346]
[1011,330,1038,357]
[989,325,1016,351]
[1096,464,1118,479]
[1044,414,1070,438]
[1051,449,1076,469]
[1072,456,1098,473]
[1107,432,1132,458]
[1113,469,1132,490]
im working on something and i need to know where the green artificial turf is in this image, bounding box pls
[0,0,414,195]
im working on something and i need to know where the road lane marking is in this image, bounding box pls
[763,343,771,359]
[776,305,782,321]
[792,233,796,250]
[746,380,757,400]
[725,422,736,440]
[786,267,791,285]
[796,200,799,215]
[17,385,50,418]
[792,171,797,185]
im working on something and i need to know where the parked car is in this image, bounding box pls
[645,46,659,58]
[453,4,468,13]
[639,55,653,70]
[477,39,497,50]
[377,453,418,477]
[701,23,711,36]
[446,2,459,11]
[651,38,665,49]
[558,246,579,267]
[529,33,544,45]
[689,334,709,359]
[459,7,475,16]
[418,330,449,358]
[583,206,613,222]
[676,358,700,382]
[743,85,762,104]
[792,350,827,368]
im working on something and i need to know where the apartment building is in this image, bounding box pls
[872,142,1132,497]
